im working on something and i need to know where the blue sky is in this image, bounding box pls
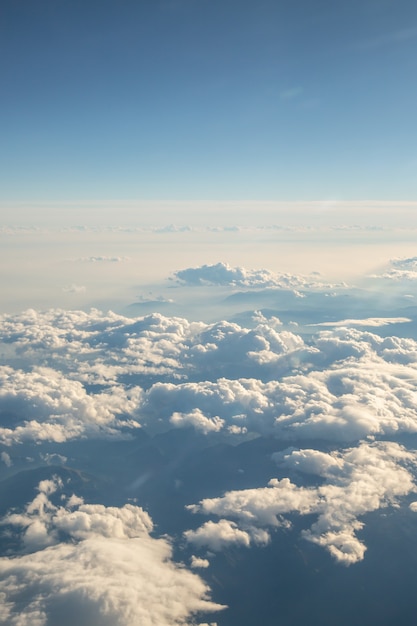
[1,0,417,205]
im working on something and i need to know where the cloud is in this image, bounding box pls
[371,256,417,281]
[309,317,411,328]
[190,556,210,569]
[173,262,338,290]
[1,274,417,592]
[185,519,253,551]
[74,256,128,263]
[170,409,225,434]
[4,231,417,626]
[141,347,417,442]
[1,451,12,467]
[62,284,86,294]
[0,366,141,445]
[0,479,224,626]
[3,310,417,445]
[0,308,311,388]
[40,452,67,465]
[185,319,309,380]
[270,358,417,441]
[186,442,417,565]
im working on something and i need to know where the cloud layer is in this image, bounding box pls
[2,309,417,445]
[186,441,417,565]
[0,365,141,445]
[2,305,417,571]
[0,479,223,626]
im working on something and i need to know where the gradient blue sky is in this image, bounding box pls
[1,0,417,206]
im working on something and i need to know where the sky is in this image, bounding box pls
[1,0,417,215]
[3,3,417,625]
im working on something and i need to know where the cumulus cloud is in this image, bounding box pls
[141,347,417,441]
[3,240,417,626]
[186,442,417,565]
[0,309,203,384]
[185,519,253,551]
[0,308,311,387]
[140,378,277,436]
[173,262,338,290]
[170,409,225,434]
[3,310,417,445]
[0,366,141,445]
[2,306,417,572]
[0,479,224,626]
[190,556,210,569]
[271,357,417,441]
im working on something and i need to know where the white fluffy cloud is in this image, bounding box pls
[3,239,417,626]
[141,350,417,441]
[173,262,337,290]
[170,409,225,434]
[186,442,417,565]
[0,309,309,385]
[0,479,224,626]
[2,307,417,570]
[0,366,141,445]
[185,519,253,551]
[3,310,417,445]
[190,555,210,569]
